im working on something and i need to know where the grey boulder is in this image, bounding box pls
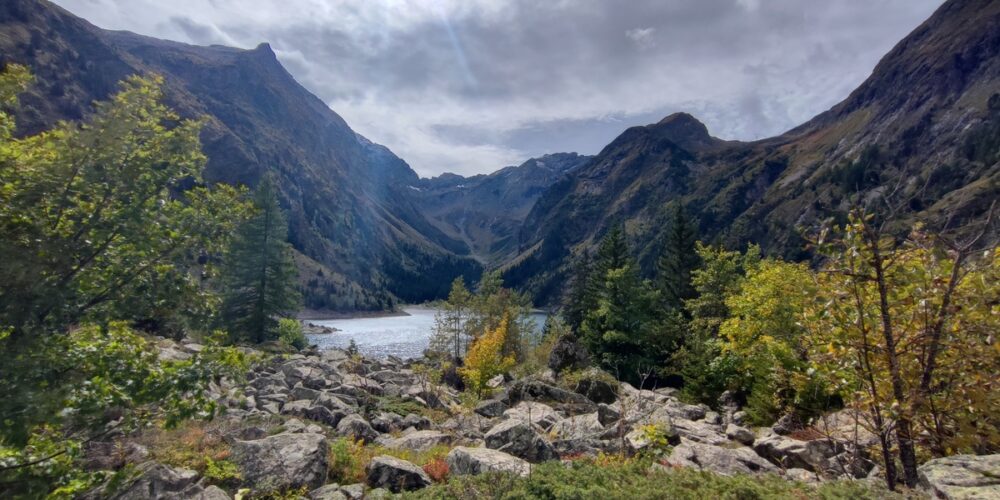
[446,446,531,477]
[231,432,329,492]
[918,454,1000,499]
[366,455,432,493]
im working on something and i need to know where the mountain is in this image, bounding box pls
[413,153,591,266]
[0,0,480,310]
[507,0,1000,305]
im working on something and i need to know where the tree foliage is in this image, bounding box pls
[459,316,516,397]
[805,212,999,488]
[0,70,248,336]
[220,176,300,343]
[0,67,252,497]
[656,203,701,312]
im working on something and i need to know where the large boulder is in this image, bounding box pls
[813,409,879,448]
[85,461,226,500]
[474,399,507,418]
[506,379,596,414]
[503,401,562,431]
[547,334,590,372]
[484,419,557,463]
[672,418,728,445]
[231,432,329,492]
[753,433,843,473]
[725,424,755,446]
[564,368,618,404]
[446,446,531,477]
[366,455,432,493]
[918,454,1000,499]
[666,440,778,476]
[281,399,345,427]
[551,412,605,441]
[382,430,453,452]
[336,414,379,443]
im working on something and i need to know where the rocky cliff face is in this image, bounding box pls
[0,0,480,310]
[508,0,1000,304]
[414,153,591,266]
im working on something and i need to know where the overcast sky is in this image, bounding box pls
[54,0,943,177]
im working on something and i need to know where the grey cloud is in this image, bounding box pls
[53,0,944,176]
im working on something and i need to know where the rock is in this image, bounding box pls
[446,446,531,477]
[565,368,618,404]
[753,433,843,473]
[366,455,432,493]
[484,419,557,463]
[383,430,453,452]
[475,399,507,418]
[597,403,621,426]
[666,440,778,476]
[663,400,707,421]
[772,412,803,435]
[731,411,749,426]
[813,409,879,448]
[486,374,506,388]
[310,484,348,500]
[503,401,562,431]
[281,399,344,427]
[551,412,605,441]
[231,433,329,491]
[548,334,590,372]
[506,379,596,414]
[726,424,755,446]
[339,483,365,499]
[336,414,379,443]
[673,418,727,445]
[918,454,1000,499]
[371,412,404,433]
[704,411,723,425]
[86,461,208,500]
[784,468,820,483]
[402,413,432,431]
[625,422,680,454]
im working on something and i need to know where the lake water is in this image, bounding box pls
[306,307,547,360]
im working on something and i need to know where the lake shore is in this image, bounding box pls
[296,308,415,321]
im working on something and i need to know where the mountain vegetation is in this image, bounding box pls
[0,0,997,497]
[506,0,1000,305]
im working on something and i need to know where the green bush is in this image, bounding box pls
[403,459,905,500]
[277,318,308,350]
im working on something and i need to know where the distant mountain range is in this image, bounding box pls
[504,0,1000,304]
[413,153,591,267]
[2,0,997,310]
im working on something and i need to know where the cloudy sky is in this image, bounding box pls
[54,0,943,177]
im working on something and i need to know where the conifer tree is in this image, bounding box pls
[564,252,595,332]
[656,203,701,311]
[430,276,472,359]
[221,176,300,343]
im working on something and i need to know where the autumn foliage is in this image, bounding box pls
[459,315,516,397]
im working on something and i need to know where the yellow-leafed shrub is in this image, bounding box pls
[460,316,516,397]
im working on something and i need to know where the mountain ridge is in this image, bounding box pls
[505,0,1000,304]
[0,0,480,310]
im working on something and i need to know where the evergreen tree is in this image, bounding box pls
[579,226,663,384]
[656,203,701,312]
[563,252,595,332]
[429,276,472,359]
[221,176,300,343]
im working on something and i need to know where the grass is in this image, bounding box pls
[402,458,916,500]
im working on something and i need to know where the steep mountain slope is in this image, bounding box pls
[414,153,591,266]
[0,0,480,310]
[509,0,1000,304]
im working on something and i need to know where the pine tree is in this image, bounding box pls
[221,176,301,343]
[579,226,663,384]
[656,203,701,311]
[564,252,594,332]
[430,277,472,359]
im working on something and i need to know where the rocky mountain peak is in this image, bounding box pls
[651,112,717,152]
